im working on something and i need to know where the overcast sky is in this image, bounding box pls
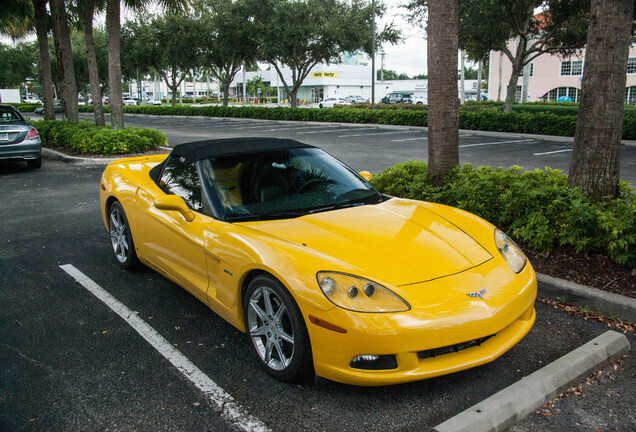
[376,0,428,77]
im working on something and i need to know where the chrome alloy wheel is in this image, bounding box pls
[109,206,130,264]
[247,286,295,371]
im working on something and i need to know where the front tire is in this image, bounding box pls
[243,275,313,381]
[108,201,139,269]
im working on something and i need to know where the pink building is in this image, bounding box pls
[488,44,636,104]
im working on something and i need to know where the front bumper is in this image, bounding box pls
[302,261,537,386]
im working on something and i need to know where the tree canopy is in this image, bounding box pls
[255,0,400,108]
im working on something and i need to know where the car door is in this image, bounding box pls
[135,155,211,302]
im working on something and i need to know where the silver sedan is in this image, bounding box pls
[0,104,42,169]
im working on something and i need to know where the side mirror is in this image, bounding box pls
[359,171,373,182]
[154,195,195,222]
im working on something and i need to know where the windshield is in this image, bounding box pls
[199,147,383,221]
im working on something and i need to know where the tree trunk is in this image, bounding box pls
[33,0,55,120]
[83,0,105,126]
[503,39,527,112]
[289,87,298,108]
[107,0,124,129]
[170,82,178,106]
[49,0,79,121]
[427,0,459,186]
[568,0,634,200]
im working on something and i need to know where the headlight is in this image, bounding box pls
[494,229,527,273]
[317,272,409,313]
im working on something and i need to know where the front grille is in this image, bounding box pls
[418,334,495,359]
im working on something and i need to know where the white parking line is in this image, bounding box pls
[297,127,367,135]
[59,264,269,432]
[267,125,338,131]
[459,138,535,148]
[391,137,428,142]
[533,149,573,156]
[338,130,420,138]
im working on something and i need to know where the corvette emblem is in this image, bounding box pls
[467,288,487,300]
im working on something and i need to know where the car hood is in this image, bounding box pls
[242,199,493,287]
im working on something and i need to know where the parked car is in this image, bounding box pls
[145,98,162,105]
[123,98,138,106]
[33,104,62,114]
[381,92,414,104]
[344,95,369,104]
[0,104,42,169]
[410,95,427,105]
[23,97,42,104]
[100,137,537,386]
[318,98,352,108]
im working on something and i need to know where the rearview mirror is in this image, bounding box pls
[154,195,195,222]
[359,171,373,182]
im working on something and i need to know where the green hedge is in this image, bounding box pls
[7,103,40,112]
[30,119,167,155]
[75,103,636,139]
[371,161,636,267]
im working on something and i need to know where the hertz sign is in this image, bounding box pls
[311,71,339,78]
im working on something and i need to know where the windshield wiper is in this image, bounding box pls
[308,201,366,214]
[229,210,306,222]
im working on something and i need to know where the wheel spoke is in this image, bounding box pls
[249,299,267,321]
[273,302,287,323]
[263,288,274,316]
[279,329,294,344]
[274,340,288,367]
[264,339,274,364]
[250,325,268,337]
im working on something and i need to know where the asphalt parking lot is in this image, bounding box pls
[1,115,635,431]
[75,112,636,186]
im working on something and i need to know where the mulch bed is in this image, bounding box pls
[526,247,636,299]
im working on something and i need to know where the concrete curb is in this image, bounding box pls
[42,147,117,167]
[537,272,636,323]
[431,330,631,432]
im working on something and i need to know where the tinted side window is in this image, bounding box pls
[158,156,203,211]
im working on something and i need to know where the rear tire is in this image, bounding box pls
[108,201,139,269]
[27,157,41,169]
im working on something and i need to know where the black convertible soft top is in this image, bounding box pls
[170,138,314,162]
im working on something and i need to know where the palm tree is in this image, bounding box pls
[71,0,107,126]
[426,0,459,185]
[50,0,79,121]
[106,0,186,130]
[0,0,56,120]
[33,0,57,120]
[568,0,635,199]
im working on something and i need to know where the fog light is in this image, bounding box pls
[353,355,379,362]
[350,354,398,370]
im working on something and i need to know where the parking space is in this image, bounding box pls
[69,112,635,186]
[2,158,634,431]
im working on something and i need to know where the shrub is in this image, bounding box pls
[29,119,165,155]
[371,161,636,267]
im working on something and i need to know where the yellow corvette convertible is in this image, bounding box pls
[99,138,536,386]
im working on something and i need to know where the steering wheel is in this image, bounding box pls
[298,179,323,193]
